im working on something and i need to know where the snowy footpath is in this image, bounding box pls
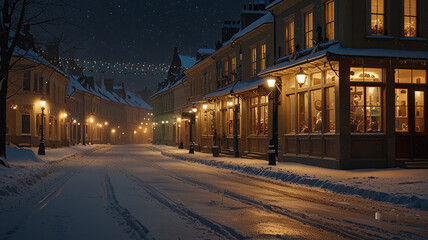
[151,145,428,211]
[0,145,105,198]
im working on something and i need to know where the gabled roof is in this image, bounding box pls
[222,12,273,47]
[67,76,152,110]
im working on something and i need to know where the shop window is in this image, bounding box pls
[298,92,308,133]
[325,67,339,84]
[395,89,408,132]
[250,96,268,135]
[325,87,335,132]
[250,47,257,76]
[304,11,313,49]
[311,90,322,132]
[403,0,417,37]
[350,86,382,132]
[350,67,382,82]
[260,44,266,71]
[325,0,335,41]
[287,94,296,133]
[395,69,426,84]
[371,0,385,35]
[285,20,295,55]
[415,91,425,132]
[22,115,30,134]
[311,72,321,86]
[23,71,30,90]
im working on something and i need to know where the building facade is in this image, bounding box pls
[152,0,428,169]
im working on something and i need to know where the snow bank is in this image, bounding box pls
[154,146,428,211]
[0,145,105,198]
[6,146,43,163]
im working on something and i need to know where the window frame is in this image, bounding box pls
[349,66,385,133]
[325,0,335,41]
[249,95,268,136]
[370,0,385,35]
[250,47,257,77]
[285,19,295,55]
[403,0,418,37]
[304,11,314,49]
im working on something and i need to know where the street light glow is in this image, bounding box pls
[40,96,46,108]
[267,78,276,88]
[202,104,208,110]
[296,67,307,86]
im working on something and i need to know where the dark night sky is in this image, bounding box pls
[38,0,244,92]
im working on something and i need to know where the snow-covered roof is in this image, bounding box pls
[223,12,273,47]
[203,83,236,99]
[67,76,152,110]
[266,0,282,9]
[13,47,68,79]
[259,43,428,76]
[197,48,216,55]
[179,55,196,68]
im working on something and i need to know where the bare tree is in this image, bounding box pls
[0,0,71,167]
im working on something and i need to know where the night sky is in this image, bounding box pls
[40,0,244,92]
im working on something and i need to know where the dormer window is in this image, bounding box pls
[371,0,385,35]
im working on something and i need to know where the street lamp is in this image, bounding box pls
[267,77,282,165]
[38,96,46,155]
[296,67,308,87]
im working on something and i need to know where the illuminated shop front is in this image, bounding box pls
[260,44,427,169]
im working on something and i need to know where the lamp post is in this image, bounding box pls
[267,77,280,165]
[233,98,240,158]
[38,96,46,155]
[189,105,197,154]
[177,117,184,149]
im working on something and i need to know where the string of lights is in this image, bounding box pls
[57,57,184,76]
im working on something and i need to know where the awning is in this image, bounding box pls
[232,78,267,94]
[203,82,237,99]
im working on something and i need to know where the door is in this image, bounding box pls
[395,88,427,159]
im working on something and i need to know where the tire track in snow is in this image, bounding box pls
[118,167,248,240]
[148,160,420,240]
[102,172,153,240]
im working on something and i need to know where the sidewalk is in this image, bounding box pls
[152,145,428,211]
[0,144,105,198]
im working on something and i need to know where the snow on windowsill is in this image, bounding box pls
[399,37,427,41]
[365,35,394,39]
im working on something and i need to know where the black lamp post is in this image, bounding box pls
[267,78,280,165]
[189,106,197,154]
[38,96,46,155]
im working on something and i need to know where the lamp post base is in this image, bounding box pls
[38,140,46,155]
[189,142,194,154]
[268,139,276,165]
[178,141,184,149]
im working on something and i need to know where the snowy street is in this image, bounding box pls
[0,145,427,239]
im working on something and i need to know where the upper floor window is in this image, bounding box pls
[231,57,237,81]
[371,0,385,35]
[404,0,417,37]
[250,47,257,76]
[285,20,295,55]
[325,0,335,41]
[304,12,313,48]
[23,71,30,90]
[260,43,266,71]
[223,59,229,78]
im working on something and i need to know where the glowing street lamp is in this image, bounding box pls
[267,78,276,88]
[296,67,308,87]
[192,105,197,113]
[38,96,46,155]
[202,104,208,110]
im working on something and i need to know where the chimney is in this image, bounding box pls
[221,20,240,43]
[105,78,114,92]
[241,0,267,29]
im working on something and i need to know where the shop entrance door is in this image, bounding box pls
[395,88,427,159]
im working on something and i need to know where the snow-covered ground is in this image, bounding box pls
[0,145,427,239]
[152,145,428,211]
[0,145,105,198]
